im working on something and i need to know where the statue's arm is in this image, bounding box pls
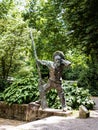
[36,59,52,67]
[61,59,71,67]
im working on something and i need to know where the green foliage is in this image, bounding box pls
[0,1,31,90]
[0,0,13,19]
[0,92,3,101]
[47,81,95,110]
[46,89,60,109]
[0,0,97,110]
[2,74,94,109]
[63,81,94,109]
[23,0,69,59]
[78,63,98,96]
[3,74,39,104]
[62,0,98,92]
[0,78,12,92]
[23,0,96,92]
[63,49,87,80]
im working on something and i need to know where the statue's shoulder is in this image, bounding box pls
[46,61,53,68]
[46,61,53,66]
[47,60,53,64]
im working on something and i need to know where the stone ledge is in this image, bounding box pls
[27,106,72,121]
[0,101,72,122]
[39,108,72,117]
[0,101,28,121]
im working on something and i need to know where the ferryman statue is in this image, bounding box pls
[30,31,71,111]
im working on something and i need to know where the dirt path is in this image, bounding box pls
[0,97,98,130]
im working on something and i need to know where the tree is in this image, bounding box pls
[61,0,98,94]
[23,0,69,59]
[0,0,13,19]
[25,0,98,94]
[0,1,30,90]
[22,0,89,82]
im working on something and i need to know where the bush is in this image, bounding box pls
[78,65,98,96]
[0,92,3,101]
[47,81,95,110]
[0,78,11,91]
[3,75,95,110]
[46,89,60,109]
[63,81,95,109]
[3,74,39,104]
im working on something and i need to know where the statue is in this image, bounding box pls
[30,30,71,111]
[37,51,71,111]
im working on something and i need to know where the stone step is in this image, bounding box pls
[26,107,72,121]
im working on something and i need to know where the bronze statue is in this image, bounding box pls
[30,30,71,111]
[37,51,71,111]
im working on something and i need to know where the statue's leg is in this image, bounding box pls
[39,80,52,109]
[40,80,52,109]
[39,83,48,109]
[57,86,67,111]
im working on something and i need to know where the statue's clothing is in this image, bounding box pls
[37,59,71,109]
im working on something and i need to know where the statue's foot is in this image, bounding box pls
[62,106,72,111]
[62,107,67,112]
[35,100,41,105]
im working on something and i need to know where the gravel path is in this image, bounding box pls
[0,97,98,130]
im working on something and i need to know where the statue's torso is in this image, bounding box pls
[48,62,63,82]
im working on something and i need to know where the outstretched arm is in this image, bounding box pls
[36,59,52,68]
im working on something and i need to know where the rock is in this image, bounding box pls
[79,105,90,118]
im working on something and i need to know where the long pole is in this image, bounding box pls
[30,30,42,79]
[30,30,47,109]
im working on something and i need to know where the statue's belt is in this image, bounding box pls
[49,78,61,84]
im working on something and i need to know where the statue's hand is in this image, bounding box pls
[61,59,71,67]
[36,59,41,65]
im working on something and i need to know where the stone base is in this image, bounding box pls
[26,105,72,121]
[38,108,72,119]
[0,101,28,121]
[0,101,72,122]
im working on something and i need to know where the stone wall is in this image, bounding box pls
[0,101,72,121]
[0,101,28,121]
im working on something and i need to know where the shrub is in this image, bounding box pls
[46,89,60,109]
[47,81,95,110]
[0,92,3,101]
[3,76,95,110]
[3,74,39,104]
[63,81,95,109]
[78,65,98,96]
[0,78,11,91]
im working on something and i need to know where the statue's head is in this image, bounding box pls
[53,51,65,60]
[53,51,71,67]
[53,51,65,66]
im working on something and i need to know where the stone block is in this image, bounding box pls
[79,105,90,118]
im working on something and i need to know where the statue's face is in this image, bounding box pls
[54,55,71,67]
[54,55,61,66]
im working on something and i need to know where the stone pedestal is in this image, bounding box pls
[26,103,72,121]
[0,101,72,121]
